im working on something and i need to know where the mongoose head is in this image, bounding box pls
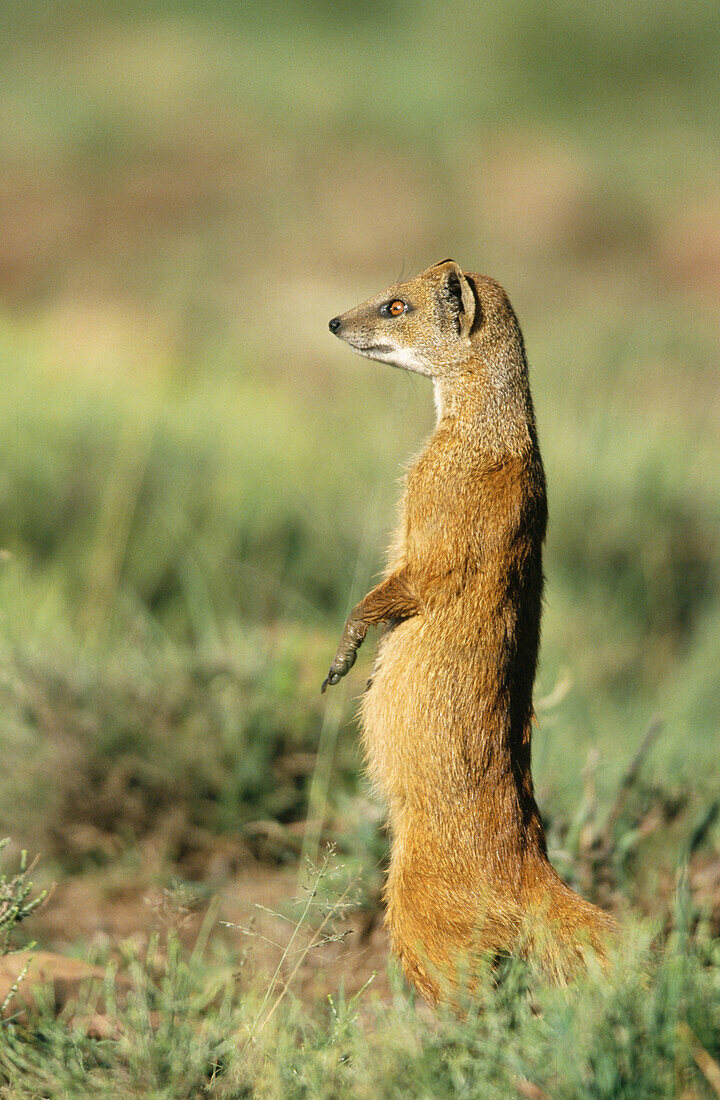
[328,259,526,382]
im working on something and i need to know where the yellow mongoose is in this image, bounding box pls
[322,260,616,1003]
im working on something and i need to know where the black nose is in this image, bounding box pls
[328,317,341,334]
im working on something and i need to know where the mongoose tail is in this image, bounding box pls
[324,260,617,1002]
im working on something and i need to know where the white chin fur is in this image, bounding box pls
[433,379,444,421]
[349,343,432,377]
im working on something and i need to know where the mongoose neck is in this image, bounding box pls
[433,351,536,458]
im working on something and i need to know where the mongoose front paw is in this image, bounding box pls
[320,648,357,693]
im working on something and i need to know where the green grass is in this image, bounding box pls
[2,866,720,1098]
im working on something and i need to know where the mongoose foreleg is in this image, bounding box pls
[321,569,419,692]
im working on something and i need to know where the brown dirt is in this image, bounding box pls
[8,827,720,1031]
[23,860,394,1007]
[0,951,130,1037]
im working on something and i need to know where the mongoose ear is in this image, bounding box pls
[437,261,476,341]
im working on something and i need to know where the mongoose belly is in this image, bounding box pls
[361,606,507,812]
[361,616,434,804]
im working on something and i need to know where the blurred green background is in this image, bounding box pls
[0,0,718,925]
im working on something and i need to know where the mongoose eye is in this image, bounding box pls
[381,299,408,318]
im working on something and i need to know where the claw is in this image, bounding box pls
[321,670,341,693]
[321,641,359,694]
[321,666,347,693]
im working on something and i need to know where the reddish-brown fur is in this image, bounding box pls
[323,261,616,1003]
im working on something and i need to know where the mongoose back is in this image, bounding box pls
[322,260,616,1004]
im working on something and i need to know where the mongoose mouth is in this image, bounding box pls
[348,343,394,356]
